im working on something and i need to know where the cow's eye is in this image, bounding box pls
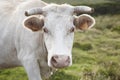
[43,28,48,33]
[69,27,75,33]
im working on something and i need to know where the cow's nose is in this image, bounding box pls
[51,55,70,68]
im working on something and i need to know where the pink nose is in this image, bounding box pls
[51,55,70,68]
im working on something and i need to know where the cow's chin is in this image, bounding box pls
[47,54,72,69]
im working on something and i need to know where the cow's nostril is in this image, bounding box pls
[51,55,58,63]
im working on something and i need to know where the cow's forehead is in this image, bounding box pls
[43,4,75,32]
[44,14,74,30]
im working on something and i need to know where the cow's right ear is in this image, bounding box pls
[74,14,95,31]
[24,16,44,31]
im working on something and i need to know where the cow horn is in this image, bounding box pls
[25,7,43,16]
[74,6,94,14]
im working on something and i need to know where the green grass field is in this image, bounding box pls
[0,0,120,80]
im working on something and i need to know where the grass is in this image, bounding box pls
[0,0,120,80]
[0,68,28,80]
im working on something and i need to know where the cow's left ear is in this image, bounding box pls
[74,14,95,30]
[23,16,44,31]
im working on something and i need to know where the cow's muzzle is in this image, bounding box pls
[51,55,70,68]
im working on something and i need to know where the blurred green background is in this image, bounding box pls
[0,0,120,80]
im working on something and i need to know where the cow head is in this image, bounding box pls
[23,4,95,68]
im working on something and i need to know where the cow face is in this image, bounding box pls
[23,4,95,68]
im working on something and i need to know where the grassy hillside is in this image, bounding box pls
[0,0,120,80]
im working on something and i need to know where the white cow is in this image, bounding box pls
[0,0,95,80]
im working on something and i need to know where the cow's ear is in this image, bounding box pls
[74,14,95,30]
[24,16,44,31]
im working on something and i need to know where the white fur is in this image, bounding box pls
[0,0,51,80]
[44,13,74,67]
[41,4,75,67]
[0,0,95,80]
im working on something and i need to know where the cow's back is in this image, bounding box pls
[0,0,47,68]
